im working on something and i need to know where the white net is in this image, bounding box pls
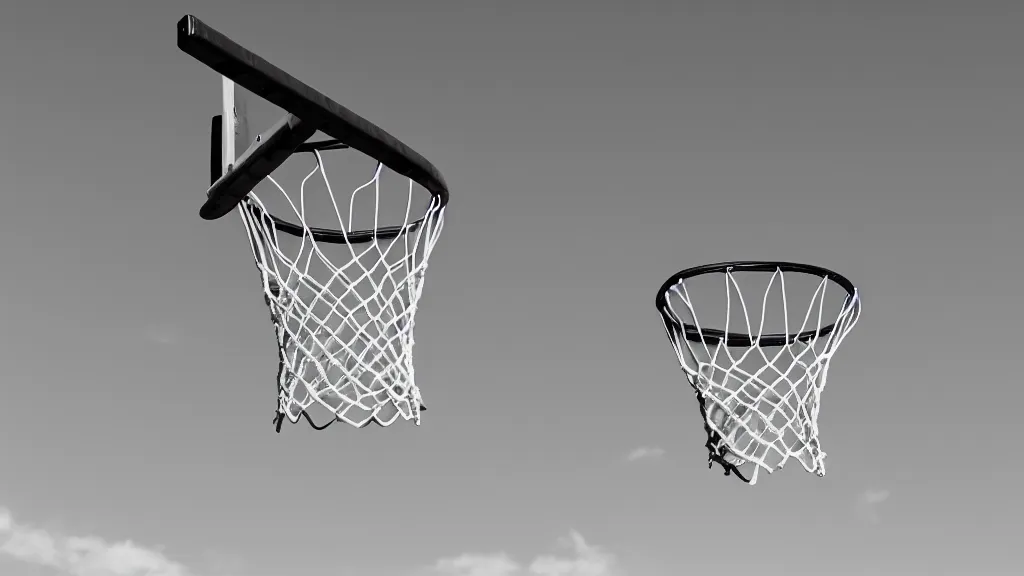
[659,266,861,484]
[238,151,445,430]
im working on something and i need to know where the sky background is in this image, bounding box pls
[2,1,1022,575]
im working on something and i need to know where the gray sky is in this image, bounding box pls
[2,1,1022,575]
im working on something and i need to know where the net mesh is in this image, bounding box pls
[659,267,861,484]
[238,151,445,430]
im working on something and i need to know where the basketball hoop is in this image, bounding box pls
[656,262,861,484]
[244,144,446,431]
[180,15,449,431]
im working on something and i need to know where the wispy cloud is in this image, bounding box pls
[434,553,520,576]
[625,446,665,462]
[529,531,615,576]
[0,507,195,576]
[431,531,617,576]
[856,489,891,524]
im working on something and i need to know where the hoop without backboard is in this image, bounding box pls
[656,262,861,485]
[178,15,450,431]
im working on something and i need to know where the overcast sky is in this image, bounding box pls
[2,1,1021,575]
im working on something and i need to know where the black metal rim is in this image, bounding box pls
[655,261,858,347]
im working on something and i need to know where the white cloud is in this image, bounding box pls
[2,524,61,568]
[528,531,614,576]
[625,446,665,462]
[431,531,617,576]
[0,507,194,576]
[856,489,891,524]
[434,553,520,576]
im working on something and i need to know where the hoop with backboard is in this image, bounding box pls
[656,261,861,484]
[178,15,449,431]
